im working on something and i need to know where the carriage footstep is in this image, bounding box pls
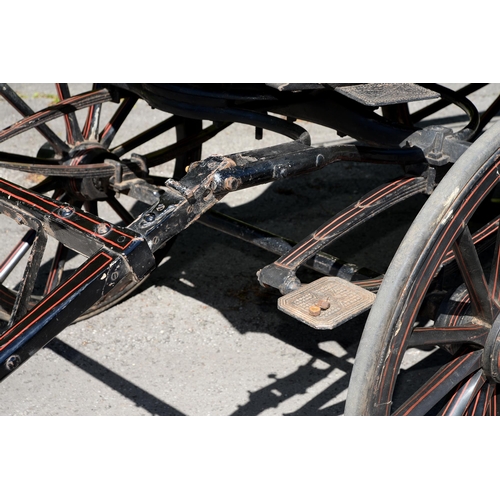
[277,277,376,330]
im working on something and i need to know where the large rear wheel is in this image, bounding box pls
[345,120,500,416]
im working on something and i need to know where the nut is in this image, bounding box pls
[309,305,321,317]
[316,299,330,310]
[223,177,241,191]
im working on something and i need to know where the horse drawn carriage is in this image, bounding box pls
[1,83,499,415]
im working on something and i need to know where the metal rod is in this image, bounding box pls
[0,230,37,284]
[198,210,379,280]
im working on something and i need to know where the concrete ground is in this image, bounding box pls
[0,83,499,415]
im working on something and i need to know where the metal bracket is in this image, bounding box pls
[401,125,470,166]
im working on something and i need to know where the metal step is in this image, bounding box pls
[277,277,376,330]
[335,83,439,106]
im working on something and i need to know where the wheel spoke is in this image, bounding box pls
[99,95,138,148]
[345,117,500,417]
[0,83,164,330]
[82,84,102,141]
[453,225,494,322]
[441,216,500,268]
[144,121,230,168]
[83,200,98,215]
[490,385,499,415]
[8,228,47,326]
[393,350,483,416]
[0,89,112,146]
[106,197,135,225]
[0,83,68,155]
[0,285,16,317]
[43,243,69,295]
[0,151,59,166]
[30,176,61,195]
[489,221,500,304]
[465,381,495,415]
[439,369,486,415]
[409,325,489,348]
[55,84,84,144]
[110,115,182,158]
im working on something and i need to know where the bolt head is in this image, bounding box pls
[224,177,240,191]
[316,299,330,310]
[5,355,21,371]
[59,206,74,218]
[14,214,26,225]
[96,222,111,235]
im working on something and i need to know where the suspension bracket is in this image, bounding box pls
[401,125,470,166]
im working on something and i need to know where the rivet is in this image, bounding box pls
[143,213,156,222]
[14,214,26,225]
[316,299,330,310]
[5,355,21,371]
[96,222,111,235]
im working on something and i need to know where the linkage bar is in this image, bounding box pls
[257,175,430,294]
[198,210,379,281]
[129,140,427,253]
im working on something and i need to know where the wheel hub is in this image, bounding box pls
[65,142,119,168]
[63,143,119,201]
[483,314,500,383]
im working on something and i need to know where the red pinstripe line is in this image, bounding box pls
[441,218,499,266]
[469,387,481,415]
[398,352,480,415]
[0,179,134,250]
[387,165,499,378]
[0,286,15,305]
[441,376,473,415]
[82,107,93,139]
[378,157,500,408]
[0,89,111,145]
[280,178,418,266]
[0,252,112,351]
